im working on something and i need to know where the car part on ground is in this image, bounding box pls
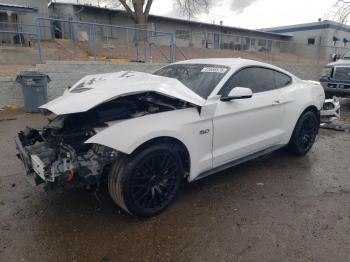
[319,97,350,132]
[321,97,341,120]
[320,120,350,132]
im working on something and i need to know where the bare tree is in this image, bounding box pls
[118,0,153,25]
[174,0,211,19]
[112,0,211,25]
[330,0,350,24]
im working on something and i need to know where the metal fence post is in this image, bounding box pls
[149,42,153,63]
[135,41,139,61]
[35,18,43,63]
[16,22,23,47]
[92,24,97,61]
[169,34,175,63]
[135,30,140,61]
[68,19,71,40]
[68,18,75,40]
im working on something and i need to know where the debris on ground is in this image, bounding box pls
[321,97,340,119]
[320,97,349,132]
[0,118,17,122]
[1,104,22,111]
[320,121,350,132]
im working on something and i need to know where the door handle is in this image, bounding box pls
[272,100,282,105]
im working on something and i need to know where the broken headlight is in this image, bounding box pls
[323,102,335,110]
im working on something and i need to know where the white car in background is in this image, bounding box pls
[15,58,325,217]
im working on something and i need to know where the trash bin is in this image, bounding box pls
[16,71,50,113]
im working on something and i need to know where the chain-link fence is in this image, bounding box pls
[34,17,175,63]
[174,31,349,64]
[0,22,38,47]
[1,17,349,65]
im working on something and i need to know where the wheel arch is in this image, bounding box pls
[300,104,320,124]
[287,104,320,155]
[285,104,320,144]
[130,136,191,175]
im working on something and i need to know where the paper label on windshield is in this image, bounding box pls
[201,67,228,73]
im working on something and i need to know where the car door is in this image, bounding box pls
[212,67,287,167]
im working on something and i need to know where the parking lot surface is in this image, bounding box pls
[1,101,350,262]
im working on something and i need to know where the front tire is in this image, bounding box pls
[108,143,184,217]
[287,110,319,155]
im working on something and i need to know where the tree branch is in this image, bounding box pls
[119,0,136,20]
[144,0,153,18]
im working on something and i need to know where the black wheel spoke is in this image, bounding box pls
[161,168,177,179]
[130,150,181,211]
[133,185,148,196]
[135,186,151,202]
[298,116,317,151]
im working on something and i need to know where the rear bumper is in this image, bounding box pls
[15,134,44,186]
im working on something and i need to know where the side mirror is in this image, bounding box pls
[220,87,253,102]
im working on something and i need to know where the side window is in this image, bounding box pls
[252,68,275,93]
[219,67,291,96]
[219,68,255,96]
[219,67,275,95]
[274,71,292,88]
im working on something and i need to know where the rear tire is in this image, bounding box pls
[108,143,184,217]
[287,111,319,155]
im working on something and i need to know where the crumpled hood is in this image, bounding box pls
[40,71,205,115]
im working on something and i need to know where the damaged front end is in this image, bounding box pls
[15,92,194,189]
[15,118,117,189]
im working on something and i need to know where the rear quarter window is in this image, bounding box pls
[274,71,292,88]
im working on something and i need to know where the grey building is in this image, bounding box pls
[48,2,291,52]
[263,20,350,59]
[0,0,50,44]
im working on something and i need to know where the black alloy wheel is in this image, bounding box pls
[108,143,183,217]
[297,115,318,152]
[130,151,181,212]
[288,110,319,155]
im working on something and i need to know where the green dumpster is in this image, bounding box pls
[16,71,50,113]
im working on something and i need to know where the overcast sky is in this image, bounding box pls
[57,0,337,29]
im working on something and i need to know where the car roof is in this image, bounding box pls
[174,58,297,78]
[175,58,273,67]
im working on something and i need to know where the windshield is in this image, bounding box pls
[153,64,229,98]
[343,49,350,59]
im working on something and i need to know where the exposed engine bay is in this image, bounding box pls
[15,92,193,189]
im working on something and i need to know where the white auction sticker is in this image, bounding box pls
[201,67,228,73]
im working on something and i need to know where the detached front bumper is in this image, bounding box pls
[15,134,45,186]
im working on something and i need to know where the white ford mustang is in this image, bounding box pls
[16,58,325,217]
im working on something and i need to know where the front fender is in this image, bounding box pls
[85,107,213,179]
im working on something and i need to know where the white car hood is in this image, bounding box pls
[40,71,206,115]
